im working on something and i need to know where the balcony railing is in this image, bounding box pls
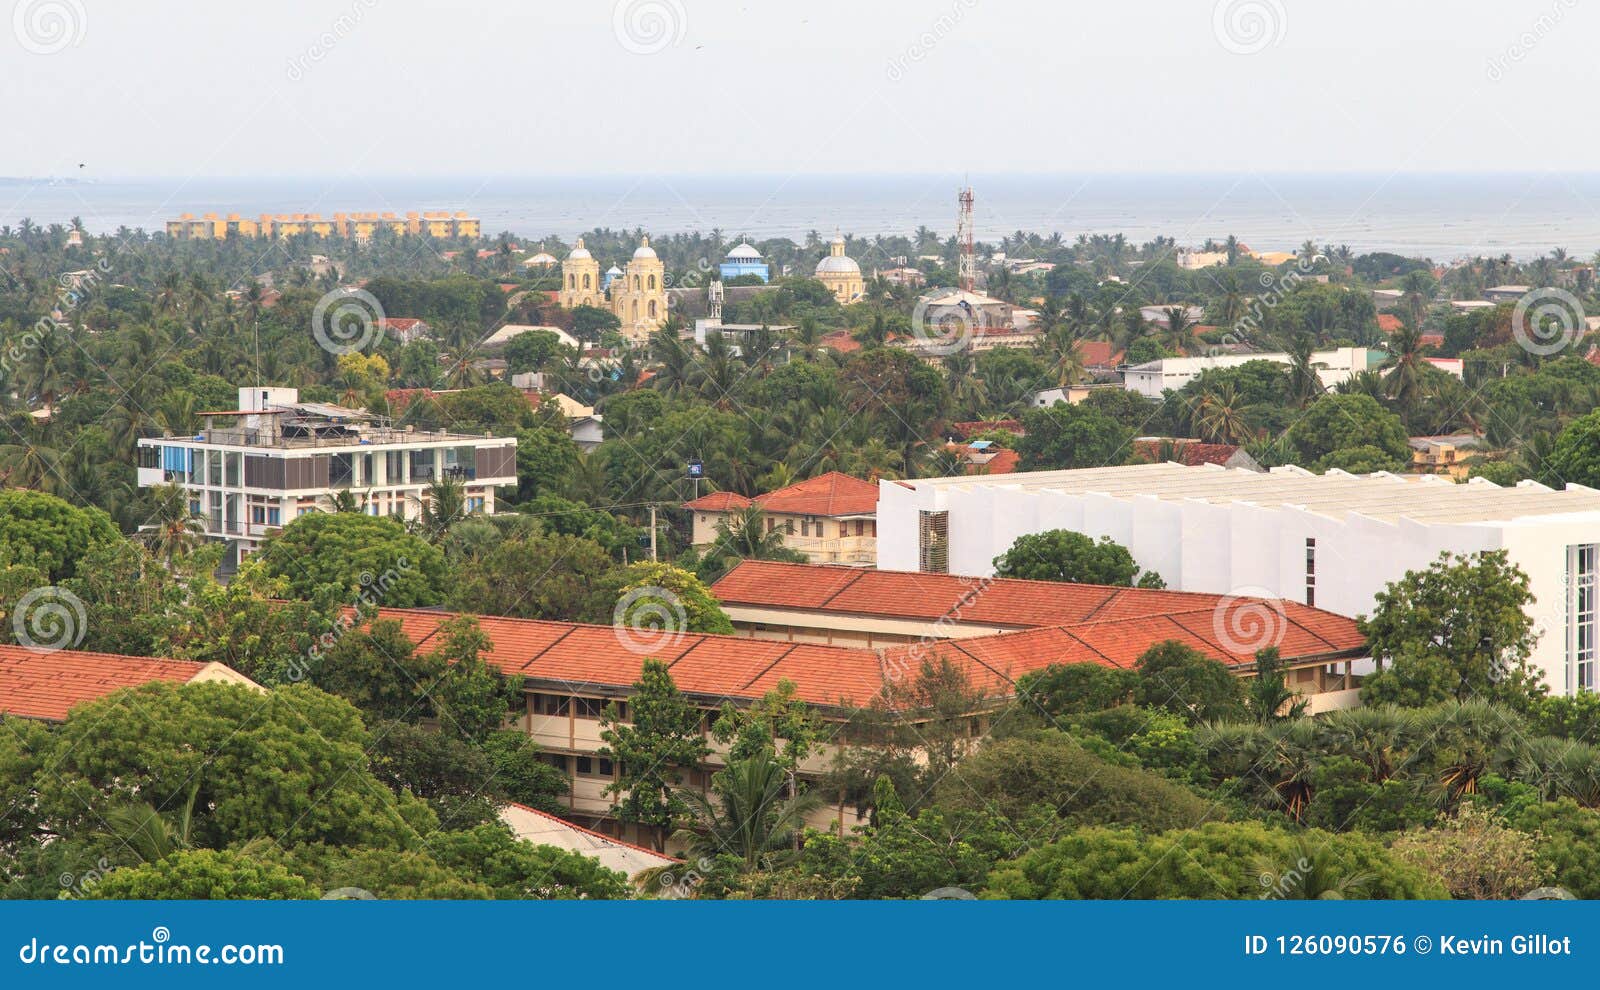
[194,427,500,449]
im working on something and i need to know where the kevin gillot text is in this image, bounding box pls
[1439,934,1572,955]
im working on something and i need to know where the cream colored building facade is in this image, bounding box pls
[815,234,864,304]
[559,236,668,345]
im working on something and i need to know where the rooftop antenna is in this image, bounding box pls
[957,182,976,293]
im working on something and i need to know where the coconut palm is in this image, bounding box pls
[138,483,207,565]
[1196,383,1251,444]
[671,746,824,871]
[99,778,201,865]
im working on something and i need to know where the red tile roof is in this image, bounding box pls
[0,646,209,721]
[1132,438,1243,467]
[819,330,861,354]
[969,448,1020,475]
[682,490,753,512]
[1377,314,1404,333]
[368,563,1364,711]
[753,471,878,517]
[1076,340,1125,368]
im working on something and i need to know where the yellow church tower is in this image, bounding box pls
[815,233,864,304]
[612,236,667,345]
[559,238,602,309]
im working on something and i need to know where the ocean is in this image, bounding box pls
[5,172,1600,261]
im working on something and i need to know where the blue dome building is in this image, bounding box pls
[718,243,769,283]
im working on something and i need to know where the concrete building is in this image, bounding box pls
[369,580,1365,844]
[708,561,1368,712]
[815,234,864,304]
[683,471,878,566]
[1485,284,1532,303]
[1121,346,1379,399]
[165,211,478,240]
[136,387,517,565]
[878,461,1600,695]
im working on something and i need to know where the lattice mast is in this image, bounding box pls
[956,185,976,292]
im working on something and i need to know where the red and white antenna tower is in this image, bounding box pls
[956,184,976,292]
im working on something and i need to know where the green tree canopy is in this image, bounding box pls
[0,488,119,581]
[1284,393,1409,467]
[1360,550,1544,708]
[992,529,1161,587]
[1016,403,1133,471]
[257,512,447,607]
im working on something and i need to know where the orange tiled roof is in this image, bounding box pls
[682,490,753,511]
[1076,340,1124,367]
[0,645,207,721]
[819,330,861,354]
[1132,438,1243,467]
[753,471,878,517]
[972,448,1020,474]
[368,567,1363,710]
[1377,314,1404,333]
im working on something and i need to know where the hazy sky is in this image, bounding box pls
[2,0,1595,178]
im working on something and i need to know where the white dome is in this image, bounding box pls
[816,254,861,276]
[726,243,762,260]
[606,265,623,274]
[632,236,657,260]
[566,238,592,261]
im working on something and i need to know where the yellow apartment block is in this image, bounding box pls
[164,210,481,240]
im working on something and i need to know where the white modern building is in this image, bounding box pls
[1121,346,1379,399]
[136,387,518,565]
[878,462,1600,695]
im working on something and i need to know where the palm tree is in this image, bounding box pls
[710,505,802,564]
[1255,838,1373,899]
[99,778,201,865]
[415,474,470,543]
[1196,383,1251,443]
[671,746,823,871]
[1382,323,1428,421]
[1159,306,1198,355]
[138,483,206,565]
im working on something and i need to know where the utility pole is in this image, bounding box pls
[649,504,658,561]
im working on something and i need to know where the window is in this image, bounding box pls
[535,694,570,716]
[1570,544,1598,692]
[1304,538,1317,607]
[574,697,603,719]
[647,274,656,290]
[598,757,614,777]
[575,756,594,776]
[918,510,949,574]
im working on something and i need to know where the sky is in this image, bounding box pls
[0,0,1595,179]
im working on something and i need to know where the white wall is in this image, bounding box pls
[880,477,1600,694]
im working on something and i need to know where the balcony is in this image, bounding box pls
[777,534,877,566]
